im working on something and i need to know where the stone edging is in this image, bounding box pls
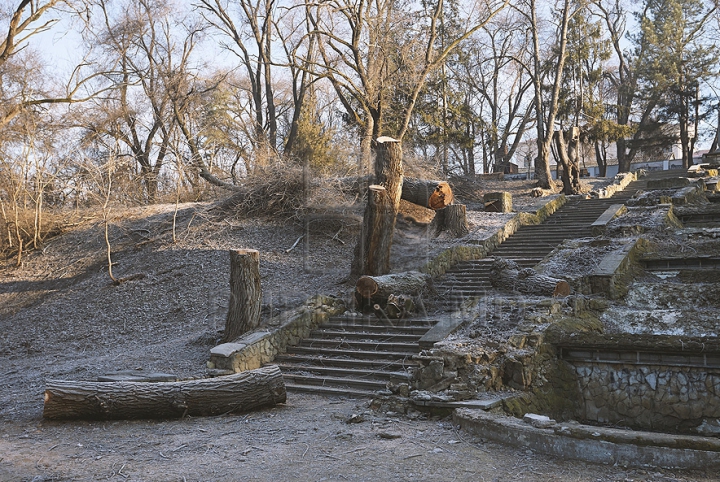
[420,195,567,277]
[208,295,346,373]
[453,408,720,469]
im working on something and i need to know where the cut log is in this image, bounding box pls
[355,270,431,311]
[223,249,262,343]
[401,178,454,210]
[431,204,469,237]
[489,257,571,297]
[43,366,286,420]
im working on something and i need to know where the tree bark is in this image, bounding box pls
[430,204,469,237]
[355,270,431,312]
[400,178,454,210]
[43,366,286,420]
[351,137,403,276]
[489,257,570,297]
[554,128,581,195]
[351,185,394,276]
[223,249,262,343]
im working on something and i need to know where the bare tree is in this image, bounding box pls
[307,0,510,170]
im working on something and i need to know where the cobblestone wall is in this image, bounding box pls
[573,363,720,433]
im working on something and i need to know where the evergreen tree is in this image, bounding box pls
[633,0,718,168]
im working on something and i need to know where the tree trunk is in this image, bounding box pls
[554,128,581,195]
[401,178,454,210]
[223,249,262,343]
[489,257,570,297]
[430,204,469,237]
[355,270,431,312]
[351,137,403,276]
[43,366,286,420]
[351,185,395,276]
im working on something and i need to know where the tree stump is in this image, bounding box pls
[43,366,286,420]
[351,137,403,276]
[431,204,469,237]
[223,249,262,343]
[489,257,570,296]
[484,192,513,212]
[351,185,395,276]
[355,270,431,312]
[401,178,454,210]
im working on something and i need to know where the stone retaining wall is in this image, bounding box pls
[573,362,720,434]
[208,295,346,373]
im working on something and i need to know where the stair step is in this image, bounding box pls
[274,353,418,370]
[286,345,418,360]
[308,329,422,342]
[327,316,438,327]
[297,338,419,352]
[276,364,410,381]
[320,322,432,335]
[283,383,376,398]
[282,373,388,390]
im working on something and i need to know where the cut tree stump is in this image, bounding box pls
[484,192,513,213]
[355,270,431,312]
[431,204,469,237]
[223,249,262,343]
[489,258,571,297]
[401,178,454,210]
[43,365,286,420]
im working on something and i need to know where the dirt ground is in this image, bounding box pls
[1,177,717,481]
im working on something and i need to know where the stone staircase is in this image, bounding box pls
[433,176,650,311]
[274,314,438,397]
[272,170,686,396]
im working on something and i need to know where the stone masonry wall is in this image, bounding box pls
[573,362,720,434]
[208,295,346,373]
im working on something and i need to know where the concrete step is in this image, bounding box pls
[281,373,388,391]
[276,363,410,382]
[274,353,417,371]
[320,322,432,335]
[283,382,376,398]
[297,338,420,353]
[286,345,418,360]
[308,329,422,343]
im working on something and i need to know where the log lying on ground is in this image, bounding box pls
[401,178,454,210]
[337,176,453,210]
[43,365,286,420]
[355,270,431,311]
[489,257,571,297]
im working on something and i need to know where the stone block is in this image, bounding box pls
[646,177,691,189]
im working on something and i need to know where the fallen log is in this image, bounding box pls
[355,270,431,312]
[43,365,286,420]
[401,178,454,210]
[336,176,453,211]
[489,257,571,297]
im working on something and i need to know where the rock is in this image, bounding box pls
[522,413,556,429]
[378,432,401,439]
[696,419,720,436]
[346,413,365,424]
